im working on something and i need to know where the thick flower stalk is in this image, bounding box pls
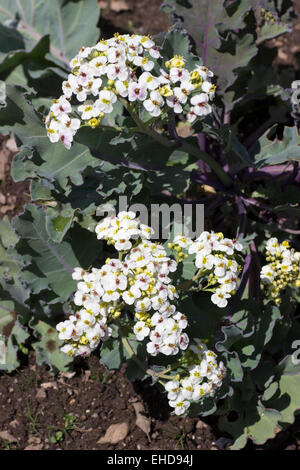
[45,33,215,149]
[260,237,300,305]
[169,232,244,308]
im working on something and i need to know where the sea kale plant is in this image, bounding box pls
[0,0,300,450]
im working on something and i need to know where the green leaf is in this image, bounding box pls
[13,204,99,302]
[252,126,300,167]
[0,0,100,68]
[45,204,75,243]
[162,0,257,109]
[100,329,147,381]
[31,319,73,372]
[219,393,282,449]
[0,85,100,191]
[267,355,300,425]
[0,300,30,372]
[0,34,50,78]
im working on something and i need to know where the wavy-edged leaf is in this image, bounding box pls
[0,300,30,372]
[162,0,257,109]
[219,394,282,449]
[0,0,100,68]
[267,355,300,425]
[13,204,99,302]
[252,126,300,167]
[0,85,100,191]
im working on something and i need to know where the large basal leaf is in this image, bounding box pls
[266,355,300,425]
[252,126,300,167]
[0,0,100,69]
[219,393,282,449]
[0,33,51,78]
[0,85,100,191]
[13,204,100,302]
[162,0,257,109]
[217,303,281,372]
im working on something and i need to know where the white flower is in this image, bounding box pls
[133,56,154,71]
[78,101,99,120]
[169,67,190,83]
[51,96,72,117]
[260,265,275,283]
[146,341,160,356]
[166,95,182,114]
[114,235,132,251]
[195,254,215,270]
[190,93,212,116]
[135,297,151,312]
[134,321,150,340]
[115,80,129,97]
[143,91,164,116]
[211,289,230,308]
[95,90,117,113]
[165,380,180,400]
[169,395,190,415]
[123,286,141,305]
[128,82,148,102]
[106,63,128,81]
[173,235,192,249]
[139,72,160,90]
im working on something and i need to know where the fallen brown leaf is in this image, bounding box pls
[133,402,151,440]
[24,436,43,450]
[40,381,58,390]
[99,0,131,12]
[97,422,129,444]
[0,430,17,443]
[59,371,76,379]
[36,388,47,399]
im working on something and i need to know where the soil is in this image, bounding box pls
[0,0,300,452]
[0,353,217,450]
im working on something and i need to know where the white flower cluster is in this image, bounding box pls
[45,33,215,148]
[127,241,189,356]
[164,339,226,415]
[171,232,243,308]
[260,238,300,305]
[57,211,188,357]
[95,210,154,251]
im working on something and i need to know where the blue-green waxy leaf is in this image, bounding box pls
[161,0,257,110]
[0,0,100,68]
[30,319,73,372]
[100,329,147,380]
[45,204,75,243]
[267,355,300,425]
[0,85,100,191]
[0,300,30,372]
[13,204,99,302]
[0,217,29,305]
[219,393,282,450]
[252,126,300,167]
[0,34,50,77]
